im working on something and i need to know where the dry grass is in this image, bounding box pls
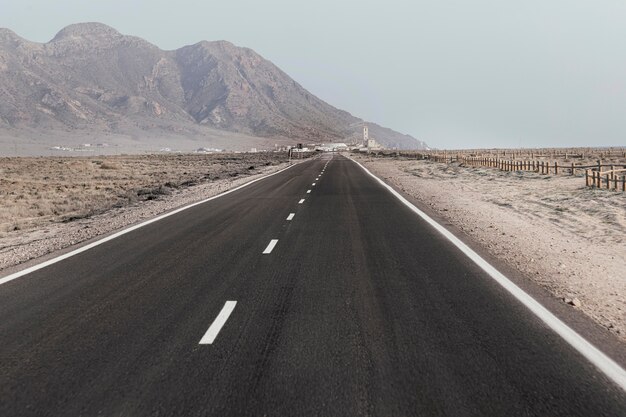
[0,153,289,234]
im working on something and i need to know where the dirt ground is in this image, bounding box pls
[0,153,290,233]
[0,153,294,271]
[355,154,626,341]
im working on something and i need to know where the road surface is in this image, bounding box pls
[1,154,625,416]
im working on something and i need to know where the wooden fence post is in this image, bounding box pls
[610,166,615,184]
[585,170,590,186]
[555,162,558,175]
[571,163,574,175]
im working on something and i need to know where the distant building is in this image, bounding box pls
[363,125,369,147]
[316,142,348,152]
[362,124,383,151]
[196,147,223,153]
[367,138,383,150]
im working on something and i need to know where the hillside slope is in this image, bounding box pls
[0,23,427,149]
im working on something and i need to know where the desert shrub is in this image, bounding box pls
[100,162,121,170]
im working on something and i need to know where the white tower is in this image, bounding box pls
[363,125,369,147]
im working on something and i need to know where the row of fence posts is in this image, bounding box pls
[432,155,626,192]
[429,154,455,163]
[461,157,576,175]
[459,149,625,159]
[585,168,626,191]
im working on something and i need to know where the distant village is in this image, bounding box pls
[48,126,385,155]
[274,125,384,154]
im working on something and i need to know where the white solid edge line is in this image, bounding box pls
[286,213,295,221]
[0,161,306,286]
[262,239,279,254]
[298,198,305,204]
[199,301,237,344]
[348,156,626,392]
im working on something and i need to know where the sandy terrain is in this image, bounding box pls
[355,155,626,341]
[0,153,296,271]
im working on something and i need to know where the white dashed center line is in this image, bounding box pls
[199,301,237,345]
[307,190,311,193]
[263,239,279,254]
[299,198,305,204]
[312,183,316,186]
[286,213,295,221]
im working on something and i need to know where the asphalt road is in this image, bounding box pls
[1,154,625,416]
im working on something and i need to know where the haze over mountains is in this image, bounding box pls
[0,23,427,153]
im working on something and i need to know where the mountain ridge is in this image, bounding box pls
[0,23,427,150]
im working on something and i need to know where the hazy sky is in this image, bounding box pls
[1,0,625,149]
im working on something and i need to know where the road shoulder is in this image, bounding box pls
[350,153,626,367]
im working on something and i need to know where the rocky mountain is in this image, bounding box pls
[0,23,427,150]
